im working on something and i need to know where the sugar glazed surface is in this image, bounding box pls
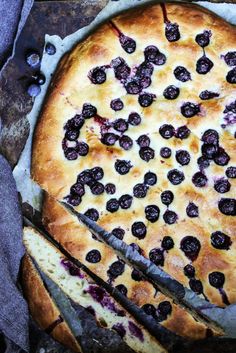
[32,3,236,341]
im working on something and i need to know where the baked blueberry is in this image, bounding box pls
[77,142,89,156]
[224,51,236,66]
[180,236,201,261]
[145,205,160,223]
[136,135,150,147]
[197,156,210,170]
[112,227,125,240]
[115,159,132,175]
[226,68,236,84]
[25,50,40,68]
[175,125,191,139]
[158,301,172,316]
[196,56,214,74]
[90,182,104,195]
[161,190,174,206]
[101,133,119,146]
[136,61,154,78]
[106,198,119,213]
[195,30,211,47]
[133,183,149,198]
[218,198,236,216]
[91,167,104,181]
[144,172,157,186]
[138,92,155,107]
[189,278,203,294]
[131,222,147,239]
[165,22,180,42]
[199,90,220,100]
[68,114,85,130]
[139,147,155,162]
[110,98,124,111]
[226,167,236,178]
[163,85,180,100]
[64,194,81,206]
[184,264,195,278]
[84,208,99,221]
[149,248,164,266]
[211,231,232,250]
[27,83,41,97]
[144,45,166,65]
[192,172,208,187]
[65,129,79,141]
[131,269,143,281]
[202,129,219,145]
[119,34,136,54]
[34,72,46,85]
[181,102,200,118]
[142,304,156,316]
[208,271,225,288]
[214,147,230,166]
[167,169,185,185]
[163,210,178,224]
[86,249,101,263]
[119,194,133,209]
[77,170,93,184]
[115,284,128,296]
[214,178,231,193]
[119,135,133,150]
[128,112,141,126]
[82,103,97,118]
[186,202,199,218]
[113,118,128,133]
[88,67,106,84]
[125,79,142,95]
[201,144,218,159]
[160,147,171,158]
[176,150,190,165]
[105,183,116,195]
[45,42,56,55]
[174,66,191,82]
[111,57,131,81]
[64,148,78,160]
[159,124,175,139]
[107,260,125,278]
[70,182,85,197]
[161,236,174,250]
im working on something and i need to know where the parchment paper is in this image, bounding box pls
[13,0,236,210]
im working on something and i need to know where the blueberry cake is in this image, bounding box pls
[31,3,236,342]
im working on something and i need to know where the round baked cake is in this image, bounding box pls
[32,2,236,341]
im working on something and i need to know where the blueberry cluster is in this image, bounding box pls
[183,264,205,297]
[142,300,172,323]
[136,134,155,162]
[222,99,236,129]
[149,236,174,267]
[107,260,125,282]
[223,51,236,84]
[195,30,214,75]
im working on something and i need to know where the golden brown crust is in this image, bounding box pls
[21,255,81,353]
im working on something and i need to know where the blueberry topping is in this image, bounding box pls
[125,79,142,95]
[184,264,195,278]
[82,103,97,118]
[211,231,232,250]
[119,194,133,209]
[119,34,136,54]
[197,156,210,170]
[161,190,174,206]
[64,148,78,160]
[208,271,225,288]
[180,236,201,261]
[115,159,132,175]
[189,278,203,294]
[113,118,128,133]
[149,248,164,266]
[131,269,143,281]
[112,227,125,240]
[224,51,236,67]
[163,210,178,224]
[174,66,191,82]
[201,144,218,159]
[144,45,166,65]
[160,147,171,158]
[136,61,154,78]
[131,222,147,239]
[195,30,211,47]
[165,22,180,42]
[91,167,104,181]
[199,90,220,100]
[163,85,180,100]
[27,83,41,97]
[84,208,99,221]
[159,124,175,139]
[106,198,119,213]
[214,178,231,193]
[142,304,156,316]
[34,72,46,85]
[115,284,128,297]
[145,205,160,223]
[77,142,89,156]
[144,172,157,186]
[89,67,106,84]
[136,135,150,147]
[226,167,236,178]
[112,323,126,338]
[107,260,125,278]
[175,125,191,139]
[64,194,81,206]
[175,150,190,165]
[77,170,93,184]
[133,183,149,198]
[161,236,174,250]
[70,182,85,197]
[218,198,236,216]
[139,147,155,162]
[226,68,236,84]
[192,172,208,187]
[101,133,119,146]
[158,301,172,316]
[45,42,56,55]
[196,56,214,75]
[181,102,200,118]
[111,57,131,81]
[25,50,40,68]
[65,129,79,141]
[214,148,230,166]
[105,183,116,195]
[119,135,133,150]
[66,114,85,130]
[202,129,219,145]
[128,112,141,126]
[186,202,199,218]
[138,92,155,107]
[167,169,185,185]
[110,98,124,111]
[90,182,104,195]
[86,249,101,263]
